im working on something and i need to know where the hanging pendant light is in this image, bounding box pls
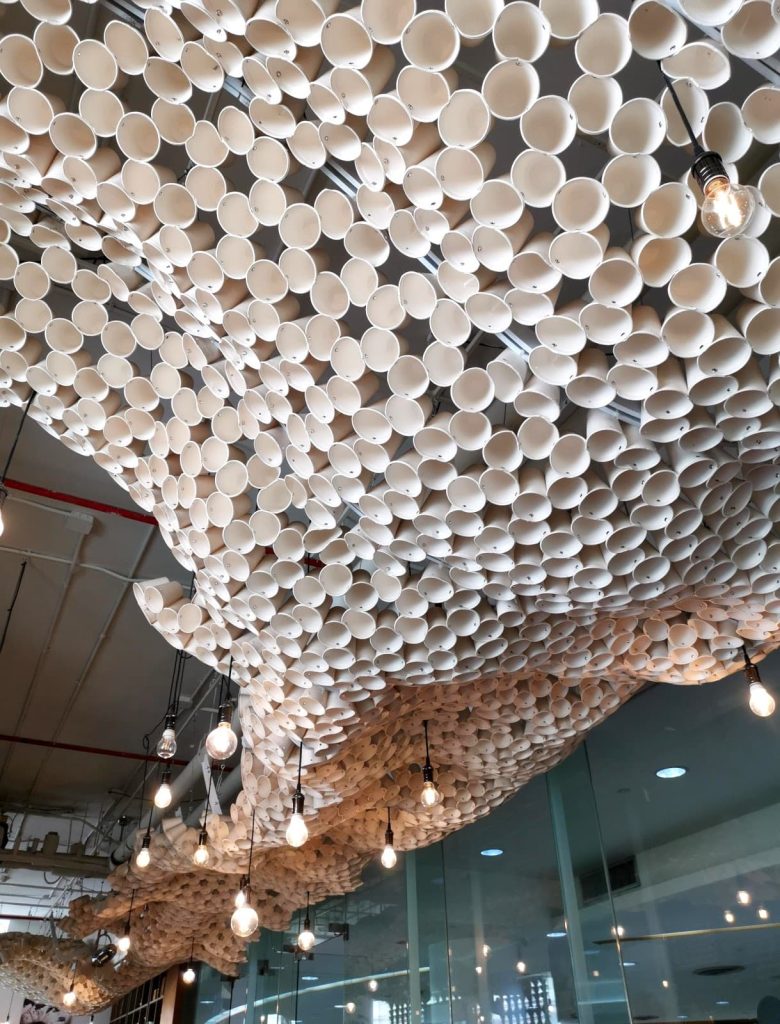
[0,394,33,539]
[205,657,238,761]
[286,736,309,848]
[63,987,76,1009]
[117,889,136,952]
[231,809,259,938]
[154,766,173,809]
[156,713,178,760]
[659,65,754,238]
[181,939,196,984]
[135,831,152,870]
[420,720,441,808]
[743,646,776,717]
[381,808,397,869]
[193,828,209,866]
[297,892,316,952]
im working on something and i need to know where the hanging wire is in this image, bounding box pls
[0,392,34,483]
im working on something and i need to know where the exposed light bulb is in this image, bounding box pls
[234,887,247,909]
[205,705,238,760]
[117,933,131,953]
[231,901,259,938]
[135,834,151,869]
[154,778,172,809]
[156,718,177,760]
[421,778,441,808]
[182,965,196,985]
[724,909,735,924]
[759,907,770,921]
[381,842,397,869]
[482,943,491,959]
[749,681,775,717]
[297,919,316,952]
[193,830,209,866]
[516,961,527,974]
[736,889,751,906]
[368,980,378,993]
[63,990,76,1009]
[286,791,308,848]
[345,1003,356,1014]
[701,176,755,238]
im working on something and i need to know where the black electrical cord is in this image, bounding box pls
[0,559,27,657]
[0,393,34,484]
[657,63,702,153]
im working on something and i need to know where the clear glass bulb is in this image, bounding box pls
[297,926,315,952]
[156,728,177,760]
[205,720,238,760]
[286,811,308,848]
[117,933,131,953]
[701,177,755,238]
[368,980,378,993]
[154,783,172,809]
[182,966,196,985]
[381,843,397,869]
[63,991,76,1009]
[231,902,259,938]
[135,846,151,870]
[345,1003,356,1014]
[750,681,775,717]
[193,842,209,866]
[421,779,441,808]
[234,887,247,909]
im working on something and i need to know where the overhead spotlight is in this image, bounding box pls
[286,737,308,848]
[91,933,117,967]
[380,808,397,869]
[743,646,775,717]
[419,720,441,809]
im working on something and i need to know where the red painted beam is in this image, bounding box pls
[4,478,156,525]
[0,732,189,767]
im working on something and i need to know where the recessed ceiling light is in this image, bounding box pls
[546,931,567,939]
[716,1002,730,1007]
[302,976,319,982]
[480,848,503,857]
[656,766,687,779]
[623,962,637,968]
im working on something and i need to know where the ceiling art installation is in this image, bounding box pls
[1,0,780,1007]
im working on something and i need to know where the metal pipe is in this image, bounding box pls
[0,732,189,766]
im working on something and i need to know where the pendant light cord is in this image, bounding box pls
[246,807,256,891]
[141,737,154,837]
[0,393,34,485]
[657,64,703,155]
[423,720,431,768]
[295,732,305,794]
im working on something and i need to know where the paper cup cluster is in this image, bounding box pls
[0,0,779,1004]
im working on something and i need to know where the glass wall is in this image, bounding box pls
[194,666,780,1024]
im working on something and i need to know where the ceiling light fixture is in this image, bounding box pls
[659,66,754,238]
[655,767,687,780]
[743,646,775,717]
[205,657,239,761]
[736,890,751,906]
[117,890,136,953]
[420,720,441,809]
[286,736,308,848]
[381,808,397,869]
[181,939,196,984]
[546,931,567,939]
[193,755,215,867]
[724,910,735,924]
[758,907,769,920]
[297,893,316,952]
[516,961,527,974]
[0,394,33,539]
[368,980,378,993]
[231,809,259,938]
[480,848,503,857]
[153,766,173,809]
[157,648,188,759]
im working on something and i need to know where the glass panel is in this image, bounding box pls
[547,747,631,1024]
[585,671,780,1023]
[440,774,581,1024]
